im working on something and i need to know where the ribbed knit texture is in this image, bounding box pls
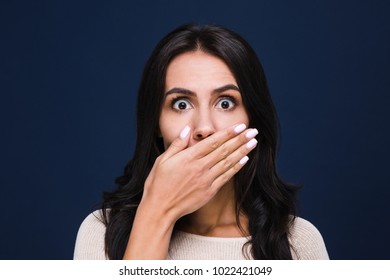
[168,231,251,260]
[73,210,329,260]
[73,211,106,260]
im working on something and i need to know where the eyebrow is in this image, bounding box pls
[164,84,240,96]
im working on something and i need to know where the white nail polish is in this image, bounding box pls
[180,126,190,139]
[239,156,249,165]
[246,129,258,139]
[234,123,246,133]
[246,138,258,149]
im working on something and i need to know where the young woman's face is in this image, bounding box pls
[159,51,249,148]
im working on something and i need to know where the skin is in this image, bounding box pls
[123,51,258,259]
[159,51,250,149]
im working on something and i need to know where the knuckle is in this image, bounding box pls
[219,144,229,157]
[226,127,236,137]
[233,162,242,171]
[240,145,248,155]
[204,186,216,199]
[169,139,182,149]
[219,173,231,184]
[210,138,220,149]
[222,158,232,169]
[185,149,196,160]
[240,131,249,141]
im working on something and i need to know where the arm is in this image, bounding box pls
[123,200,176,259]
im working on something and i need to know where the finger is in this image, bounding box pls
[161,125,191,159]
[187,123,247,159]
[207,137,257,180]
[203,128,258,168]
[208,155,250,195]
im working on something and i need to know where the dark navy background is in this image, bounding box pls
[1,0,389,259]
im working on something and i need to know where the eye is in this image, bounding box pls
[216,97,236,110]
[172,98,192,111]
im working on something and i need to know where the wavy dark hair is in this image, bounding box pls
[102,23,299,259]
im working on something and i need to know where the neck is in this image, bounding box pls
[176,180,249,237]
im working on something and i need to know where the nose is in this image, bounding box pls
[192,111,216,141]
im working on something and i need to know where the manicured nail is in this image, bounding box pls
[180,126,190,139]
[239,156,249,165]
[234,123,246,133]
[245,129,258,139]
[246,138,257,149]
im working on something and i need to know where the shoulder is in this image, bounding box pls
[289,216,329,260]
[79,210,106,232]
[73,210,108,260]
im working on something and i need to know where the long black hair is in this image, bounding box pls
[102,23,299,259]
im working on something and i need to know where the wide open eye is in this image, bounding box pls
[172,98,192,111]
[216,97,236,110]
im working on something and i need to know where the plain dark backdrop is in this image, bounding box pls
[1,0,389,259]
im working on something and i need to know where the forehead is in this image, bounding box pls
[165,51,237,89]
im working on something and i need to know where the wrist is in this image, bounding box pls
[137,198,177,231]
[123,199,176,259]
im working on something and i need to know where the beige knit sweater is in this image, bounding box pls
[73,210,329,260]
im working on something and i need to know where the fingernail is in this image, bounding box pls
[239,156,249,165]
[234,123,246,133]
[245,129,258,139]
[246,138,258,149]
[180,126,190,139]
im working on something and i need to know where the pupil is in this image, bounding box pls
[221,101,229,109]
[178,102,187,110]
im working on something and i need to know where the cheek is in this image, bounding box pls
[160,125,180,149]
[215,108,249,130]
[159,113,189,149]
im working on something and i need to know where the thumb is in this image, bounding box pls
[163,125,191,159]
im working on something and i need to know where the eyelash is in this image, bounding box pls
[216,95,237,111]
[171,97,192,112]
[170,95,238,112]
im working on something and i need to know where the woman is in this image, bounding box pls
[74,23,329,260]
